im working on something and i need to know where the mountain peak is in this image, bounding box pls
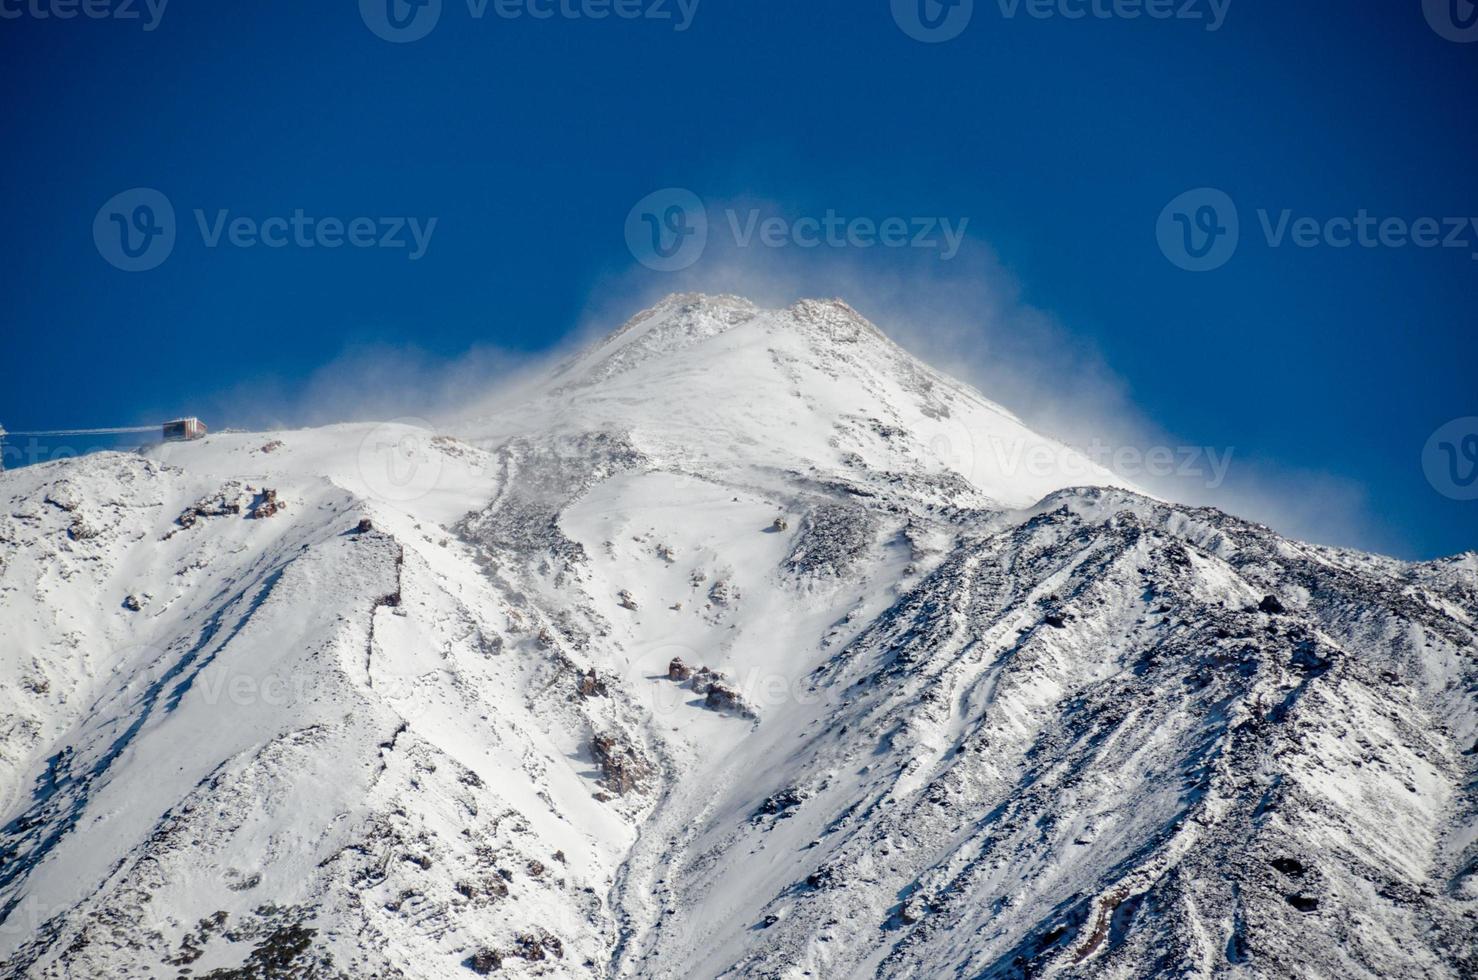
[553,292,901,392]
[1,297,1473,979]
[641,291,865,318]
[476,295,1131,508]
[607,293,881,349]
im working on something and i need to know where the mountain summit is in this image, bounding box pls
[0,297,1473,978]
[468,293,1133,509]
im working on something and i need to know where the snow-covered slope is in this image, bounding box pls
[470,294,1136,510]
[0,295,1473,979]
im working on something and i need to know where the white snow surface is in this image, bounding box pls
[0,295,1473,979]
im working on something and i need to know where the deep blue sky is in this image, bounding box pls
[1,0,1474,559]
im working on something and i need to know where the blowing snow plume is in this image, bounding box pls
[587,227,1396,555]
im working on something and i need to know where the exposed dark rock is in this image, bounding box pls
[511,931,563,962]
[806,866,838,890]
[465,948,502,974]
[1290,639,1332,675]
[248,488,283,520]
[576,667,607,698]
[708,578,736,606]
[705,683,753,716]
[783,503,875,578]
[176,483,248,528]
[1286,894,1319,913]
[754,788,805,819]
[689,666,721,695]
[590,733,652,795]
[454,431,646,573]
[197,921,327,979]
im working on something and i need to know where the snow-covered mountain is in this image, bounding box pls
[0,294,1473,978]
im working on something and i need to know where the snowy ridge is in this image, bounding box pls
[0,296,1473,978]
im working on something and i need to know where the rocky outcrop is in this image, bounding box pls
[248,487,283,519]
[703,683,755,718]
[590,733,652,796]
[783,503,875,579]
[174,482,249,528]
[576,668,608,698]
